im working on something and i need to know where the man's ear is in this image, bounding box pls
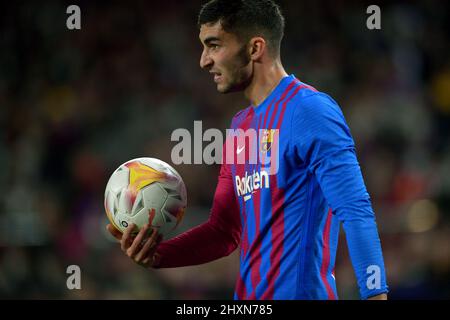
[249,37,266,62]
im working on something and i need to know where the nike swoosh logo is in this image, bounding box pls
[237,146,245,154]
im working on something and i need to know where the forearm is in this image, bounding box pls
[153,218,239,268]
[153,148,241,268]
[339,203,389,299]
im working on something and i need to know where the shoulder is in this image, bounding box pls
[290,87,353,143]
[229,106,252,129]
[291,88,345,124]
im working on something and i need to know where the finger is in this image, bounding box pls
[127,224,150,258]
[141,257,151,266]
[138,251,160,268]
[106,224,122,241]
[152,253,161,267]
[143,234,162,265]
[149,227,160,243]
[121,223,136,252]
[134,229,160,262]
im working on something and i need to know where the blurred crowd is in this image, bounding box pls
[0,0,449,299]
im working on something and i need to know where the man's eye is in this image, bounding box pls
[210,44,219,49]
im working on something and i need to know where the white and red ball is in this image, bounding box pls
[104,157,187,239]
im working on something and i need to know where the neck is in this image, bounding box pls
[244,59,288,106]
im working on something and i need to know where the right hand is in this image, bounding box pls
[106,223,162,268]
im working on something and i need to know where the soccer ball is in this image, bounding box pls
[104,157,187,239]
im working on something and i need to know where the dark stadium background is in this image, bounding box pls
[0,0,449,299]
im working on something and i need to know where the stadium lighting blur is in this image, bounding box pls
[407,199,439,233]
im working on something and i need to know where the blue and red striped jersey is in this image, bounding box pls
[225,75,388,299]
[156,74,388,300]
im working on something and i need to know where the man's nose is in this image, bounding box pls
[200,50,213,69]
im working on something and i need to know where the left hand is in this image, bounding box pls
[367,293,387,300]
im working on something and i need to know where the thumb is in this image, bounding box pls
[106,223,122,241]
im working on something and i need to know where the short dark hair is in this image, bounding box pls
[198,0,285,57]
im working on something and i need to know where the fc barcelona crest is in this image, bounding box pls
[261,129,276,153]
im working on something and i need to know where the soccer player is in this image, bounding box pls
[107,0,388,300]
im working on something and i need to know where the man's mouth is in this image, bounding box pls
[211,72,222,83]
